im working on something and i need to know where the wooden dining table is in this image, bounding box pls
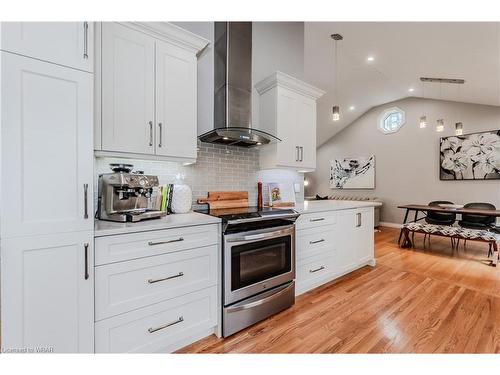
[397,204,500,262]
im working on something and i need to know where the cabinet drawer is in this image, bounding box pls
[95,286,217,353]
[297,255,335,285]
[296,225,336,261]
[95,224,219,265]
[296,211,337,230]
[95,245,217,320]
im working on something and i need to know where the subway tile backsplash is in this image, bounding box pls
[95,141,303,210]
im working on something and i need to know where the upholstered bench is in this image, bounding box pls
[400,222,500,266]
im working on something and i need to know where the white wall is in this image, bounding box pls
[306,97,500,224]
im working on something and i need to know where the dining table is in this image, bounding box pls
[397,204,500,262]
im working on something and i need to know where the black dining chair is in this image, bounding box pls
[458,202,496,254]
[421,201,457,248]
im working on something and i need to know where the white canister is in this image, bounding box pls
[171,184,192,214]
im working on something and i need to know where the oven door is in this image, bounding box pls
[223,224,295,306]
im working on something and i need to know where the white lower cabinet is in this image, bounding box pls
[0,232,94,353]
[94,223,220,353]
[95,287,217,353]
[295,207,375,296]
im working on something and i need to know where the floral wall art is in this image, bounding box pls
[330,156,375,189]
[440,130,500,180]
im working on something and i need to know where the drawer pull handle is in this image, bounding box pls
[310,218,325,222]
[148,237,184,246]
[148,316,184,334]
[309,239,325,244]
[148,272,184,284]
[309,266,325,273]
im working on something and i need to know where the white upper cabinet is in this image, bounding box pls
[101,23,155,155]
[97,22,208,162]
[1,52,94,238]
[155,40,197,159]
[0,22,93,72]
[256,71,324,172]
[1,231,94,353]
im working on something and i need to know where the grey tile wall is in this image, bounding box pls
[94,141,261,208]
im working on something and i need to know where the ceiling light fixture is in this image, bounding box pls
[455,84,464,136]
[420,81,427,129]
[408,88,415,92]
[367,56,375,62]
[331,33,343,122]
[436,119,445,132]
[349,106,355,111]
[435,83,445,132]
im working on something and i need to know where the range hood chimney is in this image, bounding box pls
[198,22,280,147]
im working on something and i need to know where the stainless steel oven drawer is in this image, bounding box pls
[222,281,295,337]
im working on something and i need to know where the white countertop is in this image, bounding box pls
[293,200,382,214]
[94,212,221,237]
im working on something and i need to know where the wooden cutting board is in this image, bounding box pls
[197,191,249,209]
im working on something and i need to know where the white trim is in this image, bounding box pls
[94,150,196,164]
[379,221,402,229]
[255,71,325,99]
[122,22,210,55]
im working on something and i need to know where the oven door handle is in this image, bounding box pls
[226,282,294,313]
[226,227,294,243]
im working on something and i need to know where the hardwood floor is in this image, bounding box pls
[178,227,500,353]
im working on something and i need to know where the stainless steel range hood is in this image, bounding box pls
[198,22,280,147]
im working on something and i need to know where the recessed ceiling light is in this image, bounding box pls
[367,56,375,62]
[408,88,415,92]
[349,106,355,111]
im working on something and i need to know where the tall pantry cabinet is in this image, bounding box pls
[0,22,95,353]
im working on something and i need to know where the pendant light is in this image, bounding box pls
[419,81,427,128]
[455,84,463,135]
[331,33,343,122]
[436,82,445,132]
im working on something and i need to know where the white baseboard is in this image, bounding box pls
[379,221,402,229]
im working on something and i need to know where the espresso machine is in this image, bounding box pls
[97,164,166,222]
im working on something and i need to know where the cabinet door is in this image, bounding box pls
[155,40,197,159]
[336,209,358,273]
[354,208,375,264]
[276,88,300,168]
[1,52,93,238]
[1,22,93,72]
[296,97,316,170]
[101,23,155,155]
[0,232,94,353]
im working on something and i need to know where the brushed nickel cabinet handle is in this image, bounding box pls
[309,239,325,244]
[148,316,183,333]
[158,123,163,147]
[147,272,184,284]
[83,22,89,59]
[148,237,184,246]
[310,218,325,222]
[84,243,89,280]
[300,146,304,162]
[356,212,362,227]
[295,146,299,162]
[148,121,153,146]
[83,183,89,219]
[309,266,325,273]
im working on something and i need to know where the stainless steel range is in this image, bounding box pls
[200,207,299,337]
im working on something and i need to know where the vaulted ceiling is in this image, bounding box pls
[304,22,500,146]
